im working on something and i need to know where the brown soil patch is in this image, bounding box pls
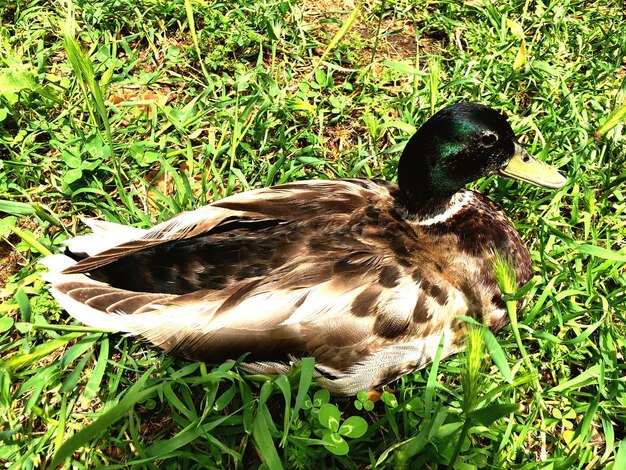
[323,121,359,155]
[1,216,42,299]
[0,234,22,291]
[0,244,22,346]
[302,0,442,65]
[107,86,175,125]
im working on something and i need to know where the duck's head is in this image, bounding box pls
[397,102,566,215]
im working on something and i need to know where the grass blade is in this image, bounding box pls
[424,332,446,418]
[482,328,513,383]
[253,402,283,469]
[468,403,520,427]
[308,3,361,78]
[575,243,626,262]
[51,367,158,467]
[596,102,626,137]
[3,333,84,372]
[81,338,109,408]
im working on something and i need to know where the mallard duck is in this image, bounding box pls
[42,103,565,395]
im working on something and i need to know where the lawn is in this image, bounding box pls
[1,0,626,468]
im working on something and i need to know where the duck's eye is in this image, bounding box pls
[480,132,498,147]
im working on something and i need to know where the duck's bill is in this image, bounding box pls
[499,143,567,189]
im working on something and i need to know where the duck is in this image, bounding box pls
[42,103,566,395]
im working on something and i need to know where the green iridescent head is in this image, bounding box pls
[397,103,565,210]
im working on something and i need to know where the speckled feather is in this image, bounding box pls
[42,103,562,395]
[44,180,529,394]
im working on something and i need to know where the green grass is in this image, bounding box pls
[1,0,626,467]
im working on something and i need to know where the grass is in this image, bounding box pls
[1,0,625,467]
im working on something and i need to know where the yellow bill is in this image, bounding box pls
[499,143,566,189]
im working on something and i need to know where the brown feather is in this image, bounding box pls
[44,179,531,395]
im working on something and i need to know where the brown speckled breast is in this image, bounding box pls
[413,190,532,331]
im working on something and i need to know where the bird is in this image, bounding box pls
[42,102,566,395]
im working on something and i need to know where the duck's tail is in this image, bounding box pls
[62,218,147,258]
[40,218,174,333]
[40,253,176,333]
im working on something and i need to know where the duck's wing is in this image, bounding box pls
[61,179,377,274]
[45,178,404,340]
